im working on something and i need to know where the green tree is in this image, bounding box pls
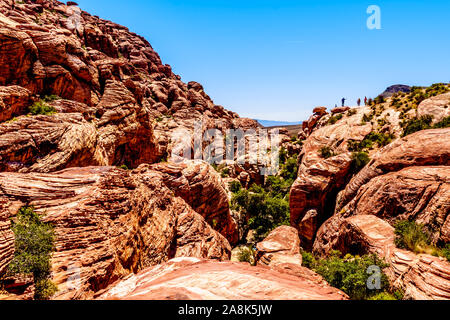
[7,207,57,300]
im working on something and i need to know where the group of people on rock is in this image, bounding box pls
[336,96,368,108]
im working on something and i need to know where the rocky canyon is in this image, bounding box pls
[0,0,448,301]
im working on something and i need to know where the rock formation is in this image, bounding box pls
[290,107,374,248]
[317,215,450,300]
[0,163,234,299]
[96,257,348,300]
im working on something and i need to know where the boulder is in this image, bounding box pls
[331,106,350,114]
[256,226,303,271]
[417,92,450,124]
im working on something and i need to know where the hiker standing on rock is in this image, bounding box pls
[364,97,368,105]
[341,98,346,107]
[357,98,361,106]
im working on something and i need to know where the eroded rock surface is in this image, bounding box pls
[97,257,348,300]
[418,92,450,124]
[0,1,259,173]
[290,107,374,247]
[0,164,232,299]
[256,226,303,270]
[317,215,450,300]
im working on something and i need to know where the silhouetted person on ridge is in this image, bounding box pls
[357,98,361,106]
[364,97,368,105]
[341,98,346,107]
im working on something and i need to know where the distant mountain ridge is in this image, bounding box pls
[256,119,302,127]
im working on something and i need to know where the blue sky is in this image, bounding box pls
[73,0,450,121]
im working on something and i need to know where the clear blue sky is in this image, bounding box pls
[73,0,450,121]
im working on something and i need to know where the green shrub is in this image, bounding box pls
[433,116,450,129]
[301,250,316,269]
[229,181,242,194]
[43,95,61,103]
[394,220,432,253]
[29,100,57,116]
[368,292,398,300]
[401,115,433,137]
[328,113,343,125]
[265,175,291,198]
[279,147,288,164]
[361,112,374,124]
[302,250,392,300]
[7,206,57,300]
[351,151,370,171]
[348,131,394,152]
[232,185,290,242]
[34,279,58,301]
[237,246,255,265]
[279,157,298,182]
[374,95,385,105]
[319,146,334,159]
[442,244,450,262]
[347,109,357,116]
[118,164,129,170]
[221,167,230,178]
[395,220,450,260]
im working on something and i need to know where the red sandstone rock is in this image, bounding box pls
[331,106,350,114]
[0,165,231,299]
[0,0,259,174]
[256,226,303,269]
[145,161,238,245]
[0,86,32,122]
[417,92,450,124]
[290,108,374,248]
[317,215,450,300]
[96,257,348,300]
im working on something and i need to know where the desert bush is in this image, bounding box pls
[279,157,298,182]
[328,113,343,125]
[221,167,230,178]
[374,95,385,105]
[29,100,56,116]
[232,184,290,242]
[351,151,370,171]
[319,146,334,159]
[433,116,450,129]
[301,250,392,300]
[442,244,450,262]
[394,220,434,253]
[43,95,61,103]
[401,115,433,137]
[278,147,288,164]
[237,246,255,265]
[395,220,450,261]
[229,180,242,193]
